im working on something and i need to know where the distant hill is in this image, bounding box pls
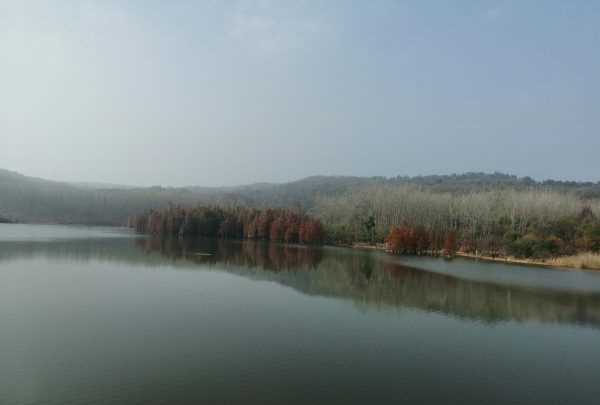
[0,169,223,225]
[1,168,599,225]
[69,181,136,190]
[390,172,600,197]
[195,173,600,207]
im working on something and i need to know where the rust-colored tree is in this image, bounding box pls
[386,227,404,254]
[443,231,458,257]
[129,206,325,246]
[270,217,285,242]
[284,222,299,243]
[300,219,324,244]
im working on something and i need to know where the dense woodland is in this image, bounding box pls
[315,185,600,260]
[130,184,600,263]
[129,206,325,245]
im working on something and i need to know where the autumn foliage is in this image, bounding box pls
[443,231,458,257]
[130,205,324,245]
[386,225,456,256]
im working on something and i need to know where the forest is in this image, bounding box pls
[129,183,600,268]
[314,185,600,265]
[129,206,325,245]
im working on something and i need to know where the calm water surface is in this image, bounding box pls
[1,224,600,405]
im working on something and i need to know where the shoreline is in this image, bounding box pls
[347,242,600,271]
[454,252,565,270]
[4,223,599,271]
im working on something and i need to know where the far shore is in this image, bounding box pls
[3,222,599,271]
[348,242,600,271]
[455,252,566,270]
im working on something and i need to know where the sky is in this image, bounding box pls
[1,0,599,186]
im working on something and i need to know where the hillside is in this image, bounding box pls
[0,169,223,224]
[390,172,600,197]
[1,168,600,225]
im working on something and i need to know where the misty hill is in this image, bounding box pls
[391,173,600,197]
[70,181,136,190]
[1,168,600,225]
[0,169,223,225]
[196,173,600,207]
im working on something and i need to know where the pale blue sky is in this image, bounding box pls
[1,1,599,186]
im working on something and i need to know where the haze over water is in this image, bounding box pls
[1,224,600,405]
[3,1,600,404]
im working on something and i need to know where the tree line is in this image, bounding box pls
[385,226,458,257]
[128,184,600,261]
[314,185,600,260]
[129,206,325,244]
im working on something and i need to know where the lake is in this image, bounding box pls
[1,224,600,405]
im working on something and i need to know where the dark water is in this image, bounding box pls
[1,224,600,405]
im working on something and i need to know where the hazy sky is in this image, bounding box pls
[2,1,599,186]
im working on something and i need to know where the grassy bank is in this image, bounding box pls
[456,252,600,271]
[547,253,600,270]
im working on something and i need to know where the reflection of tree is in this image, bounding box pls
[378,263,600,325]
[135,237,324,272]
[206,246,600,328]
[157,239,600,328]
[3,236,600,328]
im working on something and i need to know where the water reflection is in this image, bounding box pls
[136,238,600,327]
[2,235,600,327]
[134,237,324,271]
